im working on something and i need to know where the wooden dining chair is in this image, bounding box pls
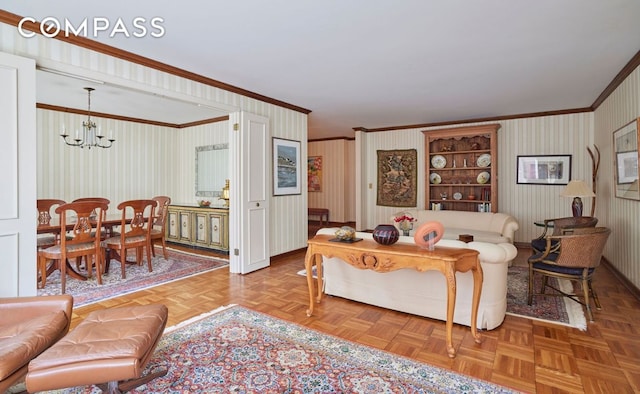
[101,199,157,279]
[36,199,66,250]
[37,200,108,293]
[150,196,171,259]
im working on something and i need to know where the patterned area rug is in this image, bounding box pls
[47,305,516,393]
[507,266,587,330]
[38,247,228,307]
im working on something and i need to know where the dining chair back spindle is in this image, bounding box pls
[36,199,67,251]
[101,199,157,279]
[37,200,109,294]
[150,196,171,259]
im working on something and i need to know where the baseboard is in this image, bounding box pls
[601,257,640,302]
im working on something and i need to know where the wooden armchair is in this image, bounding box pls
[101,199,157,279]
[528,226,610,322]
[531,216,598,254]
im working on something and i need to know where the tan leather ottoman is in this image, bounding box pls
[26,304,168,393]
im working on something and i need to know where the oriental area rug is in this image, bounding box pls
[37,247,228,307]
[506,266,587,330]
[48,305,517,393]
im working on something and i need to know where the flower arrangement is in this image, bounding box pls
[394,214,416,232]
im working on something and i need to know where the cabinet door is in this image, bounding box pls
[166,209,179,241]
[179,211,192,242]
[208,213,223,248]
[194,211,209,246]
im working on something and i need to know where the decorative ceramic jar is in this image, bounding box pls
[372,224,399,245]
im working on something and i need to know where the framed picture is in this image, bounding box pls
[273,137,301,196]
[613,118,640,200]
[308,156,322,192]
[517,155,571,185]
[376,149,418,207]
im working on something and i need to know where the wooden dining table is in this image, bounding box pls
[37,213,131,281]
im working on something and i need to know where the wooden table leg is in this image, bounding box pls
[470,257,483,344]
[444,264,457,358]
[305,250,316,316]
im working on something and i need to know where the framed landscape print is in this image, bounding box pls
[273,137,301,196]
[517,155,571,185]
[614,118,640,200]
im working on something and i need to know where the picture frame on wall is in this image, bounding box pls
[273,137,301,196]
[308,156,322,192]
[613,118,640,200]
[516,155,572,185]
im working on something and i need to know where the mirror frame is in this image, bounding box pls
[195,143,229,197]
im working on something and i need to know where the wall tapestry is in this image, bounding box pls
[377,149,417,207]
[308,156,323,192]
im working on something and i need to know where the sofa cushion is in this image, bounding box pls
[0,310,68,381]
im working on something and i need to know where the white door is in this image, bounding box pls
[229,111,270,274]
[0,52,37,297]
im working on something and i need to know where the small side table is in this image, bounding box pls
[308,208,329,226]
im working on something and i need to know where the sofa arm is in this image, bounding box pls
[0,295,73,329]
[500,216,520,243]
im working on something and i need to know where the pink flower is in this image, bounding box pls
[394,215,416,223]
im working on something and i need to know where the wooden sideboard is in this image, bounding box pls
[166,204,229,253]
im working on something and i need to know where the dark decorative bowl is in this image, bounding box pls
[372,224,399,245]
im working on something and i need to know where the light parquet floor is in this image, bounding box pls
[70,235,640,394]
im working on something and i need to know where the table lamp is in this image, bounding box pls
[560,180,595,217]
[221,179,230,207]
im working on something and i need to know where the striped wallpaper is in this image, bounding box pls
[594,66,640,289]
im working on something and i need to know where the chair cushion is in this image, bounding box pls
[531,260,595,276]
[531,238,559,252]
[0,310,68,380]
[40,242,96,255]
[102,235,148,248]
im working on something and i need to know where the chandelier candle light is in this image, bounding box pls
[394,214,417,236]
[60,87,115,149]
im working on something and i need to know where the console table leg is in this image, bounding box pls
[471,260,483,344]
[445,265,457,358]
[305,250,316,316]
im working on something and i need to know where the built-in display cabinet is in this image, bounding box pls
[423,124,500,213]
[166,204,229,253]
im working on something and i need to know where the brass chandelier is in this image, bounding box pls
[60,87,115,149]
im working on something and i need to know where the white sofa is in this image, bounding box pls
[316,227,518,330]
[392,209,519,244]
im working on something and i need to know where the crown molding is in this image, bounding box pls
[0,10,311,115]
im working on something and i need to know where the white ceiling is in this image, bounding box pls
[3,1,640,139]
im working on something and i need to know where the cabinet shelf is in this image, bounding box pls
[423,124,500,213]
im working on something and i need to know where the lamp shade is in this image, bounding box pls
[560,180,595,198]
[560,180,594,217]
